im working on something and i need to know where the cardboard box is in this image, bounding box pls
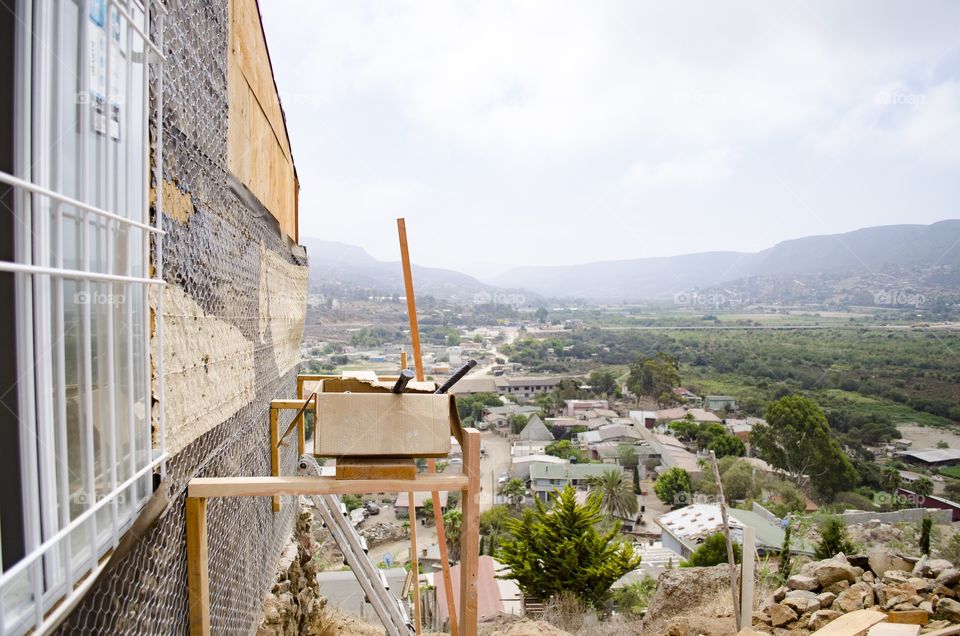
[314,377,459,457]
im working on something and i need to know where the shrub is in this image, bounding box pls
[683,532,742,567]
[814,516,855,559]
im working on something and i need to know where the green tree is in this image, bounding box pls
[937,440,950,449]
[456,393,502,423]
[588,370,617,396]
[779,522,793,579]
[683,532,741,567]
[545,439,588,464]
[920,517,933,555]
[342,494,363,513]
[587,468,638,519]
[497,486,641,607]
[444,508,462,561]
[509,414,530,435]
[814,516,855,559]
[881,465,902,497]
[627,353,680,402]
[653,467,693,507]
[721,460,760,501]
[913,476,934,498]
[750,395,857,498]
[498,478,527,510]
[534,307,549,323]
[617,445,640,471]
[612,577,657,617]
[707,433,746,458]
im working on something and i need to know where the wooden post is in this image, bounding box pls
[741,526,756,626]
[710,450,740,631]
[186,497,210,636]
[398,217,459,634]
[270,407,280,512]
[296,376,305,456]
[409,491,422,634]
[459,428,481,636]
[397,218,424,382]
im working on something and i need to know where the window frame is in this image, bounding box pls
[0,0,167,633]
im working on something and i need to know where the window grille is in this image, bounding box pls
[0,1,166,634]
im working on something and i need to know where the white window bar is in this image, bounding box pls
[0,1,166,634]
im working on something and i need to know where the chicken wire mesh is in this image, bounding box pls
[57,1,306,633]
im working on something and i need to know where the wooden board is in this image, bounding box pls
[188,474,469,498]
[811,610,887,636]
[336,457,417,480]
[186,497,210,636]
[315,393,453,457]
[885,610,929,625]
[868,624,920,635]
[459,429,481,636]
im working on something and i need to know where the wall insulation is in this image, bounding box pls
[57,0,307,633]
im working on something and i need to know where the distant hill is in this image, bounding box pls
[491,220,960,300]
[302,238,504,301]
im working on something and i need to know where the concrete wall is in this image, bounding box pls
[839,508,953,526]
[59,1,307,633]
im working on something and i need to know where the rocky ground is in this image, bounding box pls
[754,550,960,634]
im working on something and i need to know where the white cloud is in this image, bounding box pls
[625,149,736,186]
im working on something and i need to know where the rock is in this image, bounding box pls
[938,568,960,587]
[788,575,820,592]
[643,565,732,627]
[927,559,954,578]
[920,600,935,614]
[936,597,960,623]
[883,569,912,585]
[862,571,875,583]
[868,548,914,577]
[666,616,689,636]
[786,590,819,600]
[769,604,799,628]
[824,580,850,595]
[833,587,866,613]
[815,558,858,588]
[882,583,921,609]
[817,592,837,608]
[782,596,821,615]
[913,554,929,577]
[934,584,957,598]
[807,609,842,631]
[907,577,933,593]
[753,611,772,627]
[773,586,789,602]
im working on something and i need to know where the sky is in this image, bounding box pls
[259,1,960,281]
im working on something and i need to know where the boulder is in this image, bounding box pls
[769,604,798,628]
[666,616,689,636]
[772,586,789,603]
[926,559,954,578]
[814,558,858,588]
[807,609,842,631]
[882,570,912,585]
[786,590,819,600]
[912,554,929,577]
[823,580,850,595]
[937,568,960,587]
[936,597,960,623]
[817,592,837,608]
[868,548,914,577]
[782,596,821,615]
[833,587,866,613]
[787,575,820,592]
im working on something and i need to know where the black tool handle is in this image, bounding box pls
[392,369,415,393]
[435,359,478,394]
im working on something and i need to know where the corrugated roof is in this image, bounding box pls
[899,448,960,463]
[529,462,614,481]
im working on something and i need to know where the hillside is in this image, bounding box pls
[492,220,960,300]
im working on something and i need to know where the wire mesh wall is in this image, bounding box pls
[57,0,307,632]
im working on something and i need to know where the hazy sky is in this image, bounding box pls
[260,1,960,280]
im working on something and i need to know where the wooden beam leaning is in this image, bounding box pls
[188,474,470,498]
[270,407,280,512]
[186,497,210,636]
[459,428,481,636]
[295,376,306,456]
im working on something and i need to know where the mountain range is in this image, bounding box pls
[304,220,960,301]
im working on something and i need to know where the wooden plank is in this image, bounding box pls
[188,474,470,498]
[397,218,424,382]
[459,429,481,636]
[296,377,306,456]
[270,398,312,411]
[186,497,210,636]
[429,457,458,636]
[335,457,417,480]
[710,450,740,631]
[740,526,755,624]
[270,408,280,512]
[869,624,920,635]
[921,626,960,636]
[409,489,422,634]
[885,610,928,625]
[811,609,887,635]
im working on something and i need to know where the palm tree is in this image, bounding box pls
[913,476,934,498]
[881,465,902,499]
[587,468,638,519]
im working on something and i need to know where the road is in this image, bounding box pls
[479,431,512,511]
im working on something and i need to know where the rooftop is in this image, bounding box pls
[529,462,615,481]
[898,448,960,463]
